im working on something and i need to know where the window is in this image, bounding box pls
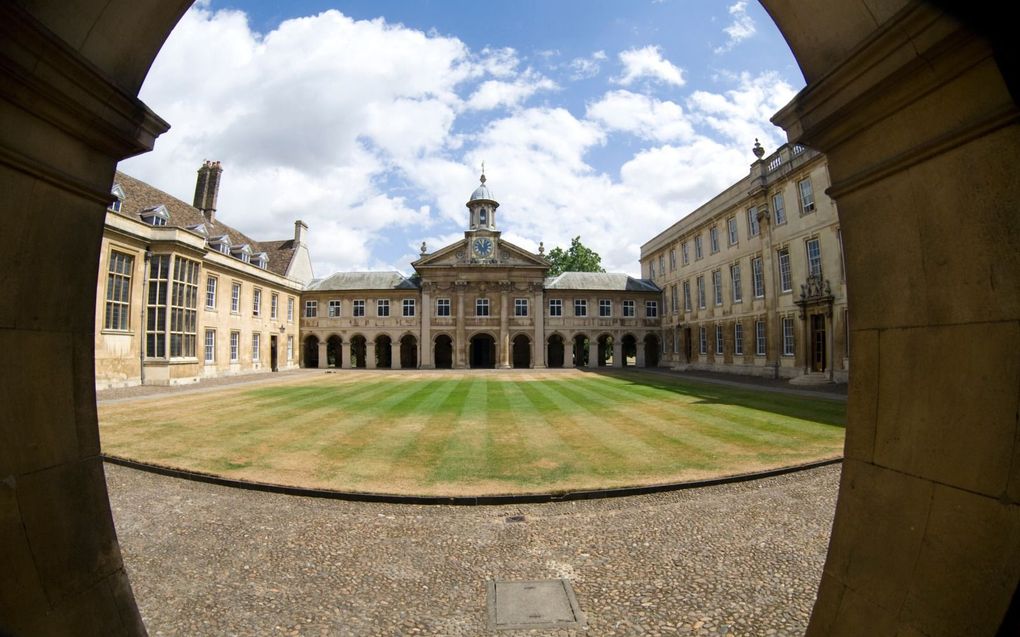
[699,327,707,354]
[782,317,795,356]
[670,286,678,313]
[287,297,294,322]
[403,298,416,317]
[681,242,690,265]
[230,331,239,362]
[304,300,317,318]
[697,276,706,309]
[169,257,199,358]
[252,288,261,316]
[377,299,390,317]
[734,323,744,355]
[727,217,738,245]
[645,300,658,318]
[205,276,217,310]
[694,235,703,260]
[549,299,563,316]
[773,192,787,225]
[747,206,760,237]
[476,298,490,316]
[755,320,766,356]
[271,293,278,319]
[515,298,529,317]
[479,209,488,226]
[574,299,587,317]
[352,300,365,317]
[104,251,133,331]
[658,255,665,275]
[682,281,691,312]
[716,325,724,355]
[799,178,816,213]
[204,329,215,363]
[599,298,611,317]
[778,248,793,292]
[230,282,241,313]
[712,270,723,306]
[730,263,743,303]
[710,227,720,253]
[806,238,823,277]
[437,298,451,316]
[622,299,635,317]
[143,255,170,357]
[328,300,341,317]
[252,333,261,362]
[287,336,294,361]
[649,261,656,279]
[752,256,765,298]
[669,249,676,271]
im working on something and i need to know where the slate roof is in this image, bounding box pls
[306,271,420,291]
[111,171,296,277]
[543,272,660,292]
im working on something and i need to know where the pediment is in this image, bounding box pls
[412,237,549,270]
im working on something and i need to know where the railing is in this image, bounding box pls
[792,144,806,156]
[767,155,783,172]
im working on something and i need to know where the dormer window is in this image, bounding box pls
[253,252,268,269]
[140,204,169,226]
[231,243,252,263]
[188,223,208,236]
[208,235,231,255]
[109,184,125,213]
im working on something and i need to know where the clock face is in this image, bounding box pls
[473,237,493,258]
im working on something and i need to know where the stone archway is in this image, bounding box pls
[620,334,638,367]
[597,334,614,367]
[1,3,1017,635]
[326,335,342,368]
[375,334,392,369]
[303,335,320,368]
[572,334,589,367]
[547,334,565,368]
[400,334,417,369]
[470,333,496,369]
[349,335,367,369]
[512,334,530,368]
[434,335,453,369]
[643,334,660,368]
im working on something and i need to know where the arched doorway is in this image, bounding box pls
[572,334,589,367]
[547,334,565,368]
[470,334,496,369]
[434,335,453,369]
[620,334,637,367]
[375,334,392,369]
[303,335,319,368]
[326,335,342,368]
[597,334,614,367]
[512,334,530,368]
[350,335,367,369]
[400,334,417,369]
[4,4,1018,636]
[644,334,660,367]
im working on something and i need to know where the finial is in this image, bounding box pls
[420,241,427,255]
[480,160,486,184]
[538,241,545,255]
[752,138,765,159]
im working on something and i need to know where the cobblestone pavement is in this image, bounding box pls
[107,463,840,636]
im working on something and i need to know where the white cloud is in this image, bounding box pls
[567,50,607,80]
[614,45,685,87]
[586,90,695,143]
[715,2,757,54]
[466,70,558,111]
[687,71,796,148]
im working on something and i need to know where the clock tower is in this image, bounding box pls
[466,168,500,261]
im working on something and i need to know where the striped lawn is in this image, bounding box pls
[98,370,845,496]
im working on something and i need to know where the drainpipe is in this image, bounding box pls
[139,248,151,385]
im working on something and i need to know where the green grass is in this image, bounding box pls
[99,369,845,496]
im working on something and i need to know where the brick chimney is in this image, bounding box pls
[294,220,308,245]
[193,160,223,222]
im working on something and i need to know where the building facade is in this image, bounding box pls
[299,174,663,369]
[94,162,313,388]
[641,142,848,382]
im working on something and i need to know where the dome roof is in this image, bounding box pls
[467,172,498,205]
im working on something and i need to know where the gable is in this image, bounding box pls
[413,237,549,270]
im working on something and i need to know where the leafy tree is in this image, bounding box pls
[545,236,605,276]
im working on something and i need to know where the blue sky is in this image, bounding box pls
[120,0,803,277]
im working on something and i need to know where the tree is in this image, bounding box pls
[545,236,605,276]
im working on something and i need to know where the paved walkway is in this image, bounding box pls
[107,462,840,636]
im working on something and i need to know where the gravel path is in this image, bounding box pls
[107,462,839,636]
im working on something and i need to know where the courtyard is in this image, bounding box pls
[99,369,845,496]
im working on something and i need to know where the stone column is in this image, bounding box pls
[636,337,646,367]
[826,308,835,382]
[454,281,467,368]
[498,281,511,368]
[391,339,401,370]
[585,336,598,369]
[613,338,624,368]
[341,340,351,369]
[532,283,546,368]
[420,283,433,368]
[366,340,376,369]
[317,340,328,369]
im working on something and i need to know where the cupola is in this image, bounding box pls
[466,165,499,231]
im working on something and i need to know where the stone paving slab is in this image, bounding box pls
[106,462,840,636]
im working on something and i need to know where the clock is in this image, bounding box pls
[473,237,494,258]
